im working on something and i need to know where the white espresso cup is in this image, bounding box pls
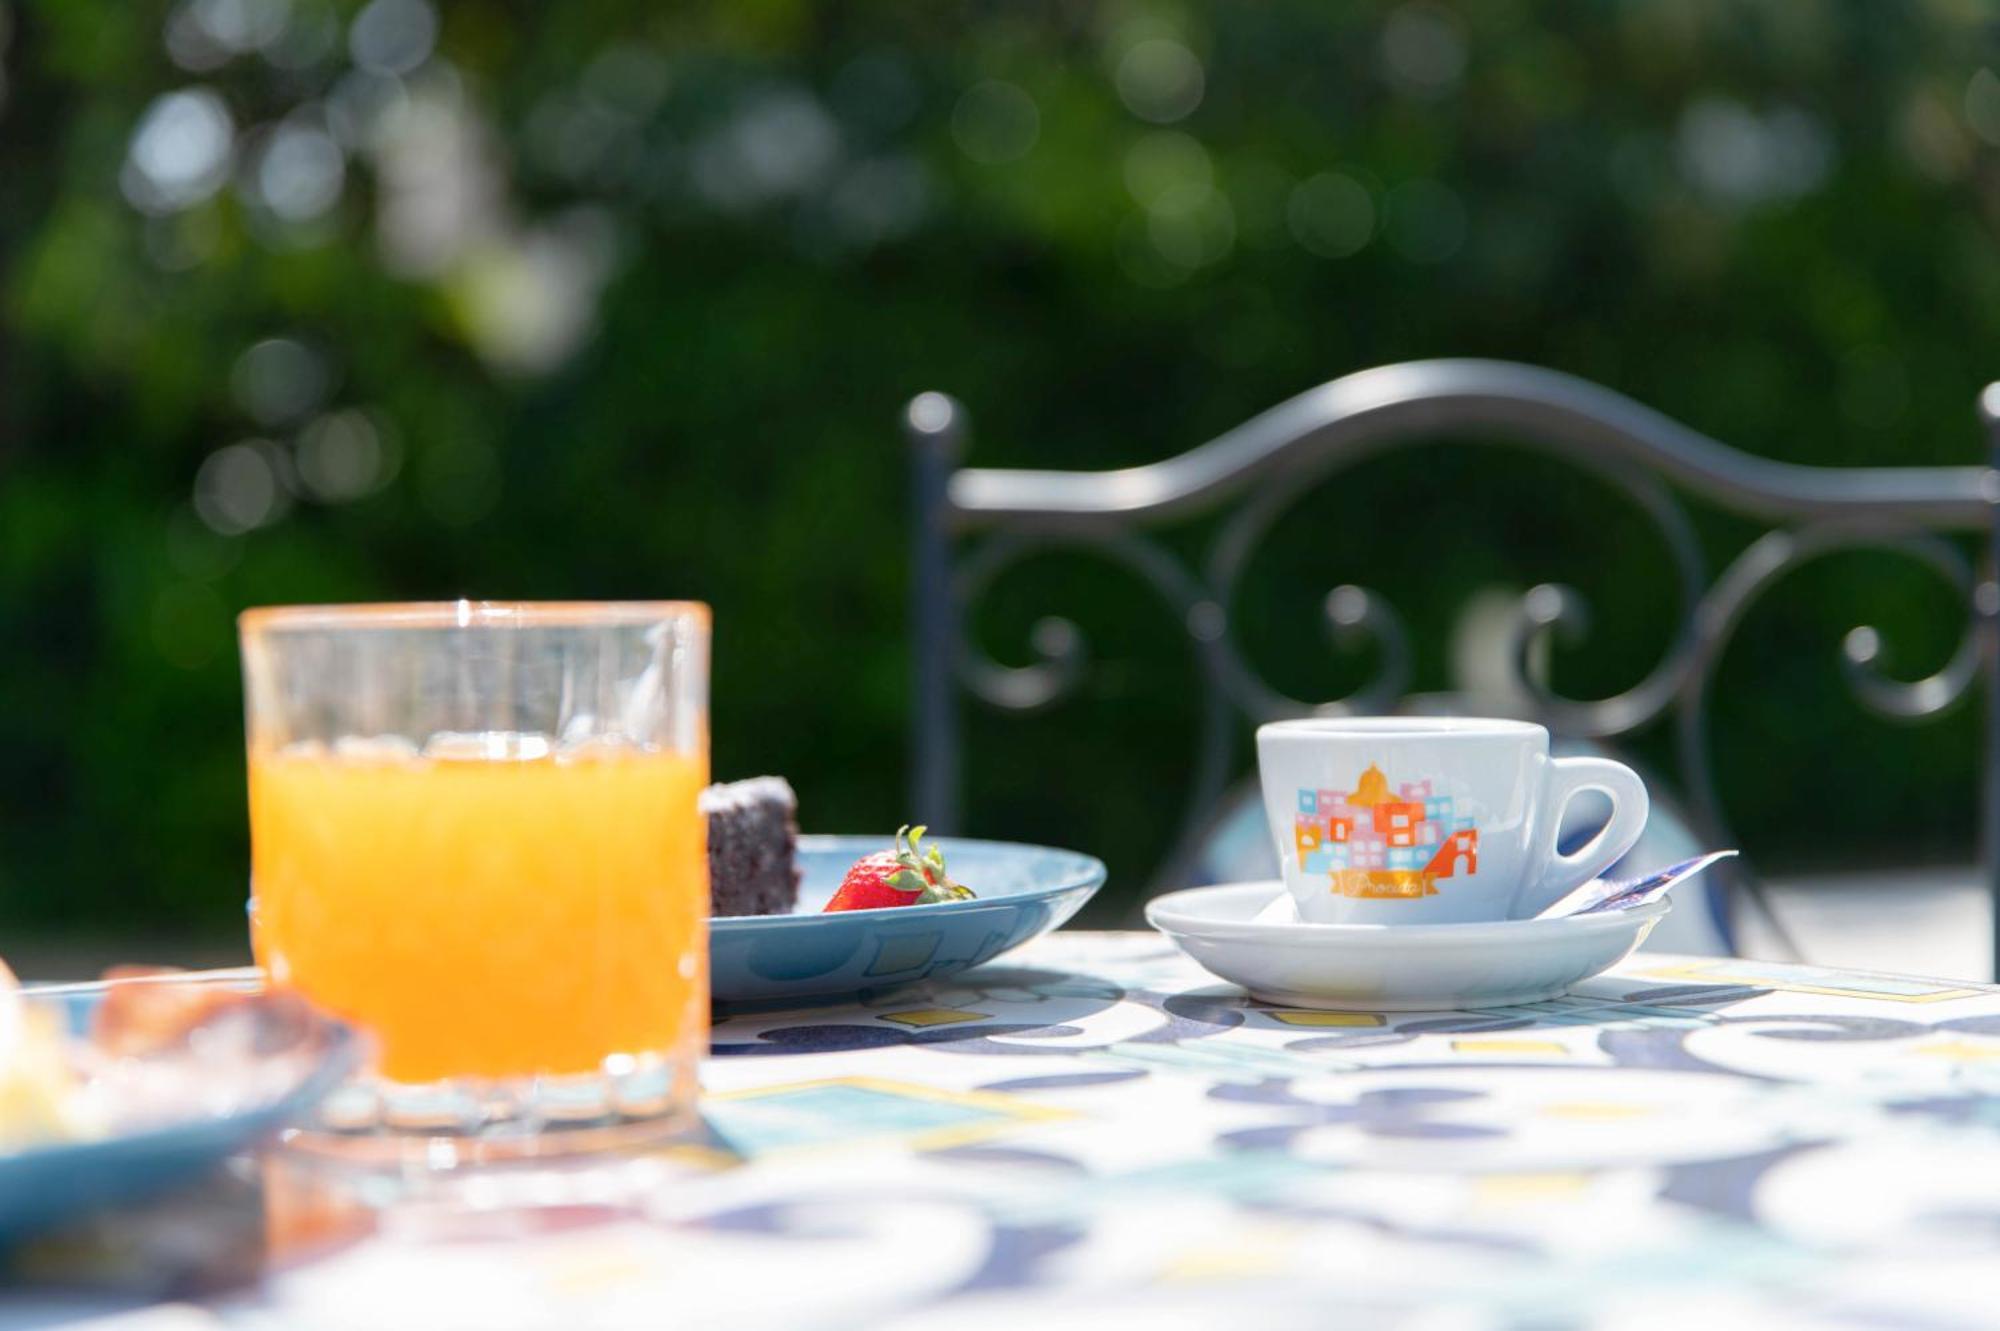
[1256,717,1648,925]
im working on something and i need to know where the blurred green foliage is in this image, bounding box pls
[2,0,1997,932]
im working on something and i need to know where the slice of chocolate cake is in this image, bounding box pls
[701,777,801,917]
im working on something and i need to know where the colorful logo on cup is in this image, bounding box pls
[1293,763,1478,900]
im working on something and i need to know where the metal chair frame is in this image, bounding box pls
[907,359,2000,963]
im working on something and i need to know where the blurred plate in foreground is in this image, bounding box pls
[2,971,358,1245]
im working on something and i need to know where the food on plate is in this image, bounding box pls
[0,962,318,1152]
[0,957,85,1149]
[823,826,976,912]
[701,776,801,917]
[91,965,262,1056]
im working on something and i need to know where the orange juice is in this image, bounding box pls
[249,745,707,1084]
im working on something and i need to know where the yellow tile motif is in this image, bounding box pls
[1632,960,1985,1005]
[1913,1039,2000,1061]
[878,1007,991,1028]
[1262,1010,1385,1027]
[1476,1173,1592,1204]
[708,1075,1073,1154]
[547,1249,657,1294]
[1156,1224,1297,1284]
[1451,1038,1569,1056]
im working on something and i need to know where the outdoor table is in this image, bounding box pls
[16,931,2000,1329]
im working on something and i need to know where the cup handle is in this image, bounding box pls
[1519,756,1650,916]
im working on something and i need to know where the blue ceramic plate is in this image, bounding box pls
[711,835,1105,1008]
[0,972,358,1245]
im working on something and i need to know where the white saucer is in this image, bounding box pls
[1144,881,1670,1011]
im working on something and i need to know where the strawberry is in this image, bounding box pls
[823,826,976,911]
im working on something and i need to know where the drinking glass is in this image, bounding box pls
[239,601,709,1158]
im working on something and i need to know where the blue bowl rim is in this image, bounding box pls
[710,833,1106,932]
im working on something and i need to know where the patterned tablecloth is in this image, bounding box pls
[29,933,2000,1331]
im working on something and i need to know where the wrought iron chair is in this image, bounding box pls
[906,360,2000,964]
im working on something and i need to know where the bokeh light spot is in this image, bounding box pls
[349,0,436,76]
[1965,69,2000,147]
[691,90,841,209]
[263,0,339,72]
[122,88,236,215]
[296,408,396,500]
[168,0,291,69]
[253,117,346,221]
[447,210,618,374]
[1676,97,1832,205]
[1147,187,1234,270]
[374,78,502,278]
[951,80,1039,164]
[165,6,231,72]
[907,392,955,434]
[232,338,331,425]
[1902,90,1971,183]
[1381,3,1468,95]
[1124,131,1211,207]
[325,68,409,150]
[193,441,291,534]
[1114,38,1204,124]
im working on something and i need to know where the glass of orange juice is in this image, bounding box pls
[239,601,708,1158]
